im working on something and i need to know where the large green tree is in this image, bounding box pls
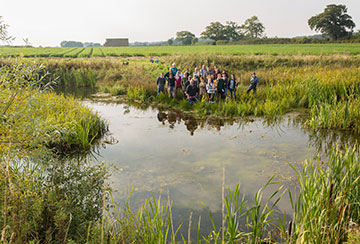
[308,4,355,40]
[201,22,226,41]
[60,41,83,47]
[176,31,195,45]
[201,21,242,41]
[241,16,265,38]
[224,21,243,41]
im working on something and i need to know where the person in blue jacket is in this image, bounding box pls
[247,72,259,95]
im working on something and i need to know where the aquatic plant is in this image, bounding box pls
[279,146,360,243]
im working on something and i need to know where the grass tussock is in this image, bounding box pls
[0,58,108,156]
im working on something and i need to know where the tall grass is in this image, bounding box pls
[0,157,109,244]
[0,58,108,155]
[279,146,360,243]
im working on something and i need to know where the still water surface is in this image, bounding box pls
[85,100,356,236]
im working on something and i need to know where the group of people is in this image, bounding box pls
[156,63,259,105]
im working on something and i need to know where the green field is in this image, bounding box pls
[1,43,360,58]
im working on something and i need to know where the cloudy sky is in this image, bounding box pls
[3,0,360,47]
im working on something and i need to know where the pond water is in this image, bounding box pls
[84,100,357,238]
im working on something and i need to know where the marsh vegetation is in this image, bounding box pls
[1,49,360,243]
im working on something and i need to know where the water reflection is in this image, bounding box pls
[154,109,358,155]
[81,101,359,240]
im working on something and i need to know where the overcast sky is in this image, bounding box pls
[3,0,360,47]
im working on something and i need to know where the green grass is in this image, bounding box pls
[2,55,359,134]
[0,58,108,156]
[1,43,360,58]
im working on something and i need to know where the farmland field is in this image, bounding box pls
[0,43,360,58]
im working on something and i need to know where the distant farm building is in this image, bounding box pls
[104,38,129,47]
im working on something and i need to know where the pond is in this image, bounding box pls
[82,99,358,238]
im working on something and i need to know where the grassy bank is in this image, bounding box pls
[0,58,110,243]
[4,55,358,134]
[0,58,108,156]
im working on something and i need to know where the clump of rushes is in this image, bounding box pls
[0,57,108,156]
[280,146,360,243]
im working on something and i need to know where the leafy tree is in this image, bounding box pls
[167,38,174,46]
[0,16,13,43]
[201,22,226,41]
[224,21,243,41]
[176,31,195,45]
[241,16,265,38]
[191,37,198,45]
[201,21,243,42]
[308,4,355,40]
[60,41,83,47]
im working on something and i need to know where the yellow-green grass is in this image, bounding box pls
[2,55,360,134]
[0,89,108,156]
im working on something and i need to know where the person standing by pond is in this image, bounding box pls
[217,74,226,101]
[222,72,229,97]
[206,77,216,103]
[193,67,200,80]
[181,72,190,99]
[185,79,198,105]
[247,72,259,95]
[167,73,176,98]
[199,77,207,101]
[200,65,207,78]
[156,73,166,95]
[171,63,178,76]
[175,71,182,97]
[191,75,199,93]
[229,74,237,100]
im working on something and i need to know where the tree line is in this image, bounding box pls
[170,16,265,46]
[170,4,357,46]
[60,41,102,47]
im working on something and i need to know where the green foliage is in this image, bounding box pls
[282,146,360,243]
[60,40,84,47]
[241,16,265,39]
[5,55,360,134]
[0,157,109,243]
[0,58,108,155]
[201,21,243,42]
[201,21,227,41]
[176,31,195,45]
[167,38,174,46]
[308,4,356,40]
